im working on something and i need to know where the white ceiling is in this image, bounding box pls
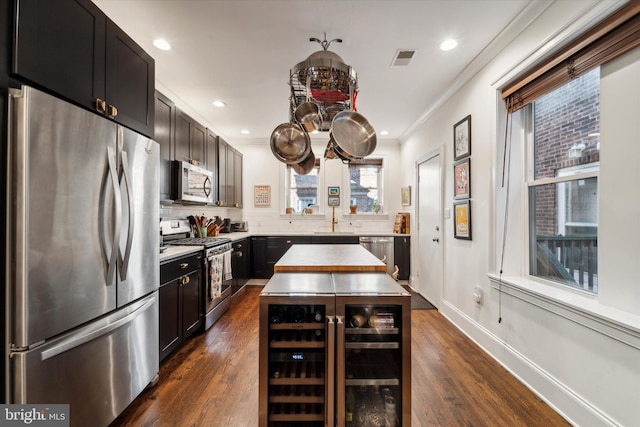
[94,0,537,144]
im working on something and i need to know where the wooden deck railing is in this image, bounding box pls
[536,235,598,291]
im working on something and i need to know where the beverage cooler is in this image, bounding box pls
[259,272,411,427]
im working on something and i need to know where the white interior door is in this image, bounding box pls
[417,154,442,307]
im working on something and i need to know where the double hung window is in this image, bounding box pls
[348,159,383,214]
[527,69,600,292]
[285,159,320,212]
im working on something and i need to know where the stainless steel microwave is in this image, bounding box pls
[172,160,214,204]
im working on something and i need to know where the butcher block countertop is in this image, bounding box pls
[273,244,387,273]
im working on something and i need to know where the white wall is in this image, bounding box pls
[234,138,406,234]
[399,1,640,426]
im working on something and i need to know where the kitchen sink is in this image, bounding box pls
[313,231,355,234]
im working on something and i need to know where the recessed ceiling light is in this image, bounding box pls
[240,129,250,135]
[440,39,458,51]
[212,100,226,107]
[153,39,171,51]
[380,130,389,136]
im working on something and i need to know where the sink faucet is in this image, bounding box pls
[332,205,338,232]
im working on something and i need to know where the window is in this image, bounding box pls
[349,159,383,214]
[285,159,320,213]
[527,68,599,292]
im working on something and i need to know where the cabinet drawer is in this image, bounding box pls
[161,253,202,284]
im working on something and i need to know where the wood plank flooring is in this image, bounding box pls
[110,285,570,427]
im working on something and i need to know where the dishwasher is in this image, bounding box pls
[359,236,395,276]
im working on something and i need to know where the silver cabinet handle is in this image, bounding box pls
[180,263,189,269]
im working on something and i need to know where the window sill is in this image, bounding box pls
[488,274,640,350]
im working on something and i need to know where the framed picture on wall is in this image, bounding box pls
[453,200,472,240]
[453,158,471,199]
[401,186,411,206]
[453,115,471,160]
[254,185,271,207]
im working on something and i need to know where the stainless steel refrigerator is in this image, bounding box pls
[5,86,160,426]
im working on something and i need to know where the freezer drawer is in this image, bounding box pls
[9,292,159,427]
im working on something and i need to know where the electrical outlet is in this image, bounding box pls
[473,286,483,304]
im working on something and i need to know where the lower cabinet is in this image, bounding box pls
[249,235,410,280]
[231,238,250,294]
[394,236,411,281]
[266,236,311,277]
[159,252,203,362]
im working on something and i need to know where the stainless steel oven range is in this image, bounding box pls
[161,219,233,330]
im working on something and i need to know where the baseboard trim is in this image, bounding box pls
[439,300,620,427]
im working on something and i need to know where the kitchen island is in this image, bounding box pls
[273,243,386,273]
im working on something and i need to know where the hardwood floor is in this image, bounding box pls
[110,285,570,427]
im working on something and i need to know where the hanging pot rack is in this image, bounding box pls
[270,33,375,172]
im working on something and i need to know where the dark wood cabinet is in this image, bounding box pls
[13,0,154,137]
[231,239,250,294]
[217,138,229,206]
[232,147,243,208]
[154,91,176,202]
[394,236,411,280]
[175,108,206,165]
[159,253,203,362]
[216,138,243,207]
[310,236,359,244]
[251,237,268,279]
[266,236,312,277]
[205,129,219,202]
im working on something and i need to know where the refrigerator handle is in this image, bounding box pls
[106,146,121,286]
[335,315,345,427]
[40,296,155,361]
[326,315,336,427]
[118,150,134,280]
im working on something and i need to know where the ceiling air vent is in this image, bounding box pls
[391,49,416,67]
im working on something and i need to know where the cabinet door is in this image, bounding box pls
[217,138,229,206]
[159,278,181,362]
[266,237,312,276]
[227,145,236,207]
[155,91,175,202]
[105,18,155,137]
[232,239,250,291]
[233,149,243,208]
[206,129,219,202]
[175,109,191,162]
[13,0,106,108]
[394,236,410,280]
[251,237,268,279]
[190,121,206,166]
[181,269,202,340]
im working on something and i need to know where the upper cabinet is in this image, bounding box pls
[206,129,219,203]
[216,138,243,208]
[175,108,206,165]
[13,0,155,138]
[154,91,176,202]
